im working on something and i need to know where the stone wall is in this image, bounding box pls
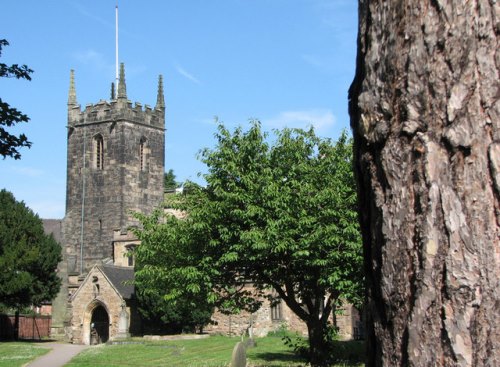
[336,304,362,340]
[205,290,360,339]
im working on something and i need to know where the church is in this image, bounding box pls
[45,64,361,345]
[48,64,165,344]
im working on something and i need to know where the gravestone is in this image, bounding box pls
[230,342,247,367]
[115,302,130,339]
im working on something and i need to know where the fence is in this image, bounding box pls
[0,314,51,340]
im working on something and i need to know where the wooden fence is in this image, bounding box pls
[0,314,51,340]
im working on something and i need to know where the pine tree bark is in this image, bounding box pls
[349,1,499,366]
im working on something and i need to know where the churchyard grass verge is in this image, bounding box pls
[64,335,364,367]
[0,342,50,367]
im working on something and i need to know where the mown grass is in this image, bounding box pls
[65,335,364,367]
[0,341,51,367]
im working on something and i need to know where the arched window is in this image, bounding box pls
[94,135,104,170]
[125,244,137,267]
[270,291,283,321]
[139,137,147,171]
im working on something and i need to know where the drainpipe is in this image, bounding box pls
[80,118,87,274]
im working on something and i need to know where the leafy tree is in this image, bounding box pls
[133,192,214,334]
[0,39,33,159]
[164,169,178,191]
[0,189,61,310]
[134,122,363,366]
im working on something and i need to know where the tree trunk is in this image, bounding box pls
[14,309,19,341]
[349,1,499,366]
[307,318,328,367]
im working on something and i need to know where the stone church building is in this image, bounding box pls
[50,64,165,344]
[47,65,360,345]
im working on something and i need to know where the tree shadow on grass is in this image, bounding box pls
[249,351,307,366]
[251,340,365,367]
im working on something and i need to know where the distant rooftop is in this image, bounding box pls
[42,219,63,244]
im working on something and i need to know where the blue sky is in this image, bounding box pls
[1,0,358,219]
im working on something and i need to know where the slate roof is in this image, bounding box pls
[99,264,135,300]
[42,219,63,244]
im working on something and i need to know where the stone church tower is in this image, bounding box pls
[64,63,165,274]
[51,64,165,340]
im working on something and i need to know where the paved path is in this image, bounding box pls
[26,343,90,367]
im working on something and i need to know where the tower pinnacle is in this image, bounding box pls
[118,63,127,99]
[155,74,165,110]
[68,69,77,106]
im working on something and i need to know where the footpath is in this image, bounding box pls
[26,343,90,367]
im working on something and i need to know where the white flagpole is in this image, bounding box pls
[115,2,119,96]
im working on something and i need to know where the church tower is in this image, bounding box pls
[63,64,165,274]
[51,65,165,341]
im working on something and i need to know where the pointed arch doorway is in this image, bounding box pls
[90,304,109,344]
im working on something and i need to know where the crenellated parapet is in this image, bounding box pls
[67,63,165,130]
[68,100,165,129]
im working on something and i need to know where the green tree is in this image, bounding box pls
[134,122,363,366]
[0,39,33,159]
[0,190,61,310]
[164,169,178,191]
[134,191,214,334]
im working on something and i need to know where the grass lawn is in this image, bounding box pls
[64,335,364,367]
[0,341,51,367]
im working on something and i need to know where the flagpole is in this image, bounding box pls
[115,2,119,97]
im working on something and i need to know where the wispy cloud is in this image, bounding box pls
[73,2,113,28]
[263,109,336,132]
[302,52,355,75]
[313,0,356,31]
[73,49,113,72]
[12,166,45,177]
[198,117,219,126]
[31,200,65,219]
[72,2,141,41]
[301,54,336,74]
[175,65,201,85]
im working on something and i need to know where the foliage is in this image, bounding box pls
[133,192,214,333]
[164,169,178,190]
[0,190,61,309]
[0,39,33,159]
[136,280,213,334]
[134,121,363,366]
[283,325,362,365]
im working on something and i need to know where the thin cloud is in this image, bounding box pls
[198,117,219,125]
[175,65,201,85]
[313,0,355,31]
[73,49,113,73]
[72,2,142,41]
[302,54,325,69]
[301,54,345,75]
[12,166,44,177]
[31,200,65,219]
[73,2,113,29]
[263,109,336,132]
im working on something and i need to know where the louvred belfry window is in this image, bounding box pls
[140,137,147,171]
[94,135,104,170]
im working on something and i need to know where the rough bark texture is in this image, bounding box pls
[349,1,499,366]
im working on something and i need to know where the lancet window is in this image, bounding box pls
[94,135,104,170]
